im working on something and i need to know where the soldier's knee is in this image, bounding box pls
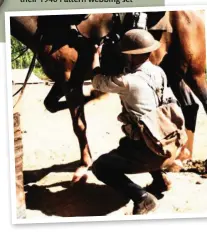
[92,155,107,180]
[44,98,57,113]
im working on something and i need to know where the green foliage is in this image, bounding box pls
[33,67,48,80]
[11,36,49,80]
[11,35,32,69]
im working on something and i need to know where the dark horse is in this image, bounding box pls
[10,11,207,182]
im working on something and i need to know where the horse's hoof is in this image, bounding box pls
[71,166,89,184]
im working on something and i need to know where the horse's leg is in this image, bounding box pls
[178,81,199,156]
[182,71,207,156]
[171,11,207,113]
[39,43,92,182]
[160,49,199,156]
[172,11,207,156]
[185,72,207,113]
[44,81,68,113]
[62,84,92,183]
[169,78,199,156]
[154,11,205,156]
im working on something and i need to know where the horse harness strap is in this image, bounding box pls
[70,12,149,46]
[71,13,123,46]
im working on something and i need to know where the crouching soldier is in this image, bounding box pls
[91,29,188,214]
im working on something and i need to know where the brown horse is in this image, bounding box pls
[10,11,207,182]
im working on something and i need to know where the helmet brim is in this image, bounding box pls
[121,40,161,55]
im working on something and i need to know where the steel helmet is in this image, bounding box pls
[121,29,160,54]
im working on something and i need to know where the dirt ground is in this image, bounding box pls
[13,82,207,220]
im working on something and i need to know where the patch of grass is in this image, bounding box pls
[33,67,50,81]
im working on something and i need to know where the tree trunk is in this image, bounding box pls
[14,112,26,219]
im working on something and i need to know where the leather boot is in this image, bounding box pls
[133,192,158,215]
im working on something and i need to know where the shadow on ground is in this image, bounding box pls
[23,160,83,185]
[23,161,166,217]
[25,180,129,217]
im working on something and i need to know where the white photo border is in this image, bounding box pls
[5,4,207,225]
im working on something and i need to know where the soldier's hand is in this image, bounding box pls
[94,44,103,56]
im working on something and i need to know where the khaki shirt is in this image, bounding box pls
[92,61,175,123]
